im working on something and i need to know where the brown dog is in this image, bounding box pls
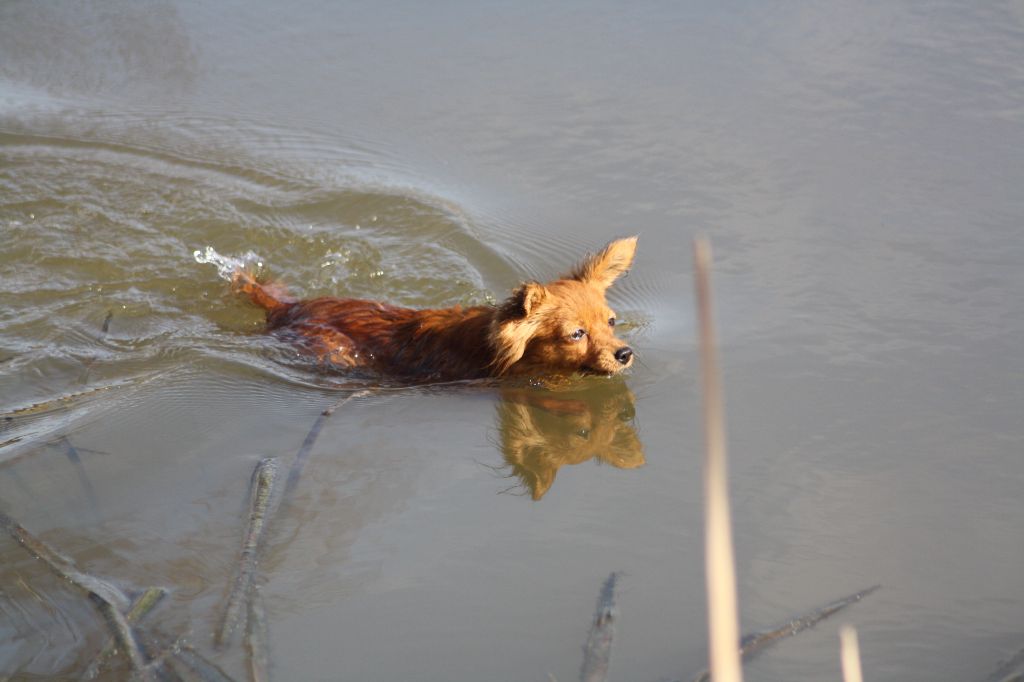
[233,236,638,381]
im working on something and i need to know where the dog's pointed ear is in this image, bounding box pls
[567,236,638,290]
[515,281,548,317]
[490,282,547,374]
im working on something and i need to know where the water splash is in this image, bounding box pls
[193,246,264,281]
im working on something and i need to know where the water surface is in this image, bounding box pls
[2,2,1024,680]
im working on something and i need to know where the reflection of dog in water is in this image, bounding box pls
[495,380,644,500]
[231,237,638,381]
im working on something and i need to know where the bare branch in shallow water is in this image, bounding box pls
[693,236,743,682]
[246,584,271,682]
[983,643,1024,682]
[579,572,621,682]
[0,511,130,610]
[79,586,166,681]
[88,592,152,678]
[215,390,371,658]
[169,645,239,682]
[0,510,154,678]
[690,586,880,682]
[283,389,374,499]
[740,585,879,662]
[0,381,127,420]
[58,436,99,512]
[215,457,280,650]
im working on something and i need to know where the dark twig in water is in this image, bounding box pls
[984,644,1024,682]
[689,585,881,682]
[79,586,167,681]
[0,510,130,610]
[0,510,154,678]
[169,645,240,682]
[216,457,280,650]
[283,389,373,500]
[246,584,271,682]
[80,310,114,380]
[0,383,124,420]
[88,592,152,678]
[579,572,621,682]
[58,436,99,511]
[215,391,370,658]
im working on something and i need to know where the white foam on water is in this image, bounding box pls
[192,245,264,281]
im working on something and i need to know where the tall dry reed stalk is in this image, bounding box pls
[840,625,865,682]
[693,237,743,682]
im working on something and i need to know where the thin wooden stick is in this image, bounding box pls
[0,510,152,678]
[79,586,166,681]
[983,644,1024,682]
[283,389,372,499]
[170,645,239,682]
[59,436,99,511]
[579,572,621,682]
[839,625,864,682]
[693,236,743,682]
[0,511,130,610]
[246,583,271,682]
[215,457,279,649]
[216,391,370,654]
[89,593,150,676]
[690,585,879,682]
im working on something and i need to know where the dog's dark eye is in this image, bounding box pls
[608,316,616,327]
[570,328,586,341]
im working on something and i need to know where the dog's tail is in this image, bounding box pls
[231,268,295,313]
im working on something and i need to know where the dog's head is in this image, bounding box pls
[491,236,637,376]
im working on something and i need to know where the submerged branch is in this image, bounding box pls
[0,381,127,420]
[246,584,271,682]
[215,457,280,649]
[690,585,881,682]
[79,587,166,681]
[983,644,1024,682]
[579,572,622,682]
[89,592,152,678]
[283,389,373,500]
[215,390,370,657]
[0,510,152,678]
[0,510,130,610]
[169,645,240,682]
[739,585,880,661]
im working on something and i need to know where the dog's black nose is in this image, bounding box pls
[614,346,633,365]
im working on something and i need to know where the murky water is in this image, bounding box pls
[2,2,1024,680]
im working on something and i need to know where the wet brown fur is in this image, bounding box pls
[232,237,638,381]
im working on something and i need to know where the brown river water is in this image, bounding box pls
[2,2,1024,680]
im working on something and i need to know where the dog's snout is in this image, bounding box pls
[614,346,633,365]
